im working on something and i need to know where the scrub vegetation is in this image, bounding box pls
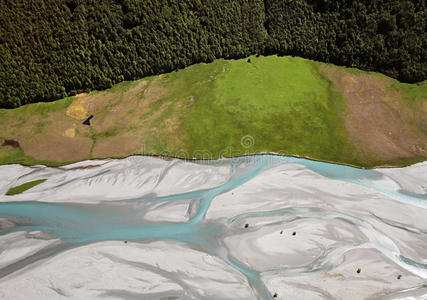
[0,56,425,167]
[0,0,425,108]
[5,179,47,196]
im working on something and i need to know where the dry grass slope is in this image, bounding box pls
[322,66,427,166]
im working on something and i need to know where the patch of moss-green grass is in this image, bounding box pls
[387,80,427,102]
[0,148,67,167]
[107,79,141,93]
[10,116,27,129]
[12,97,74,116]
[96,127,123,138]
[88,127,97,159]
[182,55,354,162]
[33,120,52,134]
[342,65,388,80]
[6,179,47,195]
[0,110,7,126]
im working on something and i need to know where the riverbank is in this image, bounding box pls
[0,55,426,168]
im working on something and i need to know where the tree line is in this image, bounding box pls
[0,0,425,108]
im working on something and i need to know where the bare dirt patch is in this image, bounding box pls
[92,132,144,158]
[91,83,149,132]
[142,82,166,104]
[89,78,185,157]
[19,111,93,162]
[322,66,427,164]
[0,108,93,162]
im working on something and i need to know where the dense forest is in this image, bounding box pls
[0,0,425,108]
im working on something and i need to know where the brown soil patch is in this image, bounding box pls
[126,80,147,99]
[89,80,156,131]
[322,66,427,163]
[22,134,92,162]
[0,108,93,162]
[92,132,144,158]
[18,111,93,162]
[90,78,185,157]
[142,83,166,103]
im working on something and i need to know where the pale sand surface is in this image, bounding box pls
[377,162,427,195]
[0,156,231,203]
[143,199,192,222]
[0,240,255,300]
[0,231,59,269]
[262,248,425,300]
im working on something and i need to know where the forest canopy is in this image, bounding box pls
[0,0,426,108]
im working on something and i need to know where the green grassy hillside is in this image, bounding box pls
[0,56,426,167]
[181,56,350,163]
